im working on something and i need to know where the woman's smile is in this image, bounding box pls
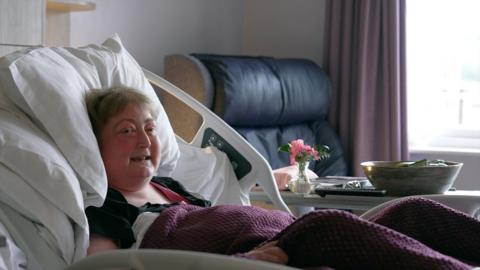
[100,103,161,190]
[130,155,151,162]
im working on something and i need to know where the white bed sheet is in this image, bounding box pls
[0,164,88,269]
[131,212,159,249]
[0,221,26,270]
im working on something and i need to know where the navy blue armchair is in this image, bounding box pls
[163,54,347,177]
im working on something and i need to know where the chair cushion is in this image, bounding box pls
[191,54,331,127]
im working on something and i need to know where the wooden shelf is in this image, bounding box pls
[47,1,96,12]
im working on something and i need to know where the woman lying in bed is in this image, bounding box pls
[85,87,480,270]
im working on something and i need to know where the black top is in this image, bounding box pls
[85,176,211,248]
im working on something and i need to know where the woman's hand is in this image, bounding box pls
[245,241,288,265]
[273,165,318,190]
[87,234,119,255]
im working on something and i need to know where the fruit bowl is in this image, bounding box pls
[360,160,463,196]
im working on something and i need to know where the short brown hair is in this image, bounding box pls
[85,86,159,139]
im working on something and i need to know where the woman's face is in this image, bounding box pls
[99,103,161,191]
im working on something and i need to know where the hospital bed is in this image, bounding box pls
[0,34,292,270]
[0,35,479,270]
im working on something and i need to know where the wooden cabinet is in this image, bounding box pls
[46,0,96,46]
[0,0,96,56]
[0,0,45,56]
[47,0,95,12]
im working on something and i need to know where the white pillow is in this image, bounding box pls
[0,109,85,226]
[0,35,180,206]
[0,110,87,263]
[172,143,247,206]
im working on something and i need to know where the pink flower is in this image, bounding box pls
[278,139,329,166]
[289,139,306,164]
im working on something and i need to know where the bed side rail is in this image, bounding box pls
[144,68,291,214]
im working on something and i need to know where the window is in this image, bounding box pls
[407,0,480,152]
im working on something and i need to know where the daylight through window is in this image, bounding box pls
[407,0,480,152]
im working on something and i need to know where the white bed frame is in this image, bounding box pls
[66,249,298,270]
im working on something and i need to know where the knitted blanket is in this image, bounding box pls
[140,197,479,269]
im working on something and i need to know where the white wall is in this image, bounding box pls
[70,0,244,75]
[243,0,326,65]
[70,0,327,74]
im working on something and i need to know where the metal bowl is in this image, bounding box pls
[360,160,463,196]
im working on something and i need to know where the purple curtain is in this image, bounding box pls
[323,0,409,176]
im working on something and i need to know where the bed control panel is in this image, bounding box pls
[201,128,252,180]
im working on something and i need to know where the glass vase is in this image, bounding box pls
[288,161,312,195]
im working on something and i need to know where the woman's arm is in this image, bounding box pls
[87,234,119,255]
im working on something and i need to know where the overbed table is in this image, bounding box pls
[249,189,480,212]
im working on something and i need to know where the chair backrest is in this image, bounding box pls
[164,54,347,177]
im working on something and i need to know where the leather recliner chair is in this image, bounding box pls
[163,54,347,177]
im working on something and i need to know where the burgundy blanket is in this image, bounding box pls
[140,197,480,269]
